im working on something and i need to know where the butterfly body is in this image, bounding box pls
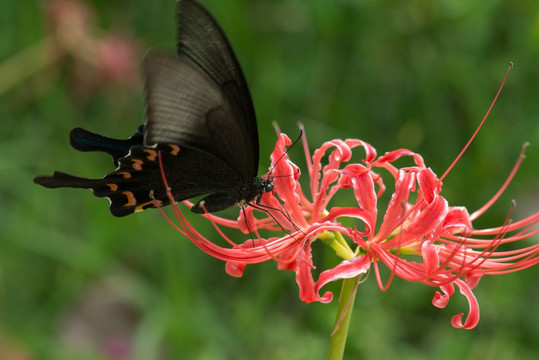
[34,0,271,217]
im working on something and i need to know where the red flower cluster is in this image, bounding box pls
[156,129,538,330]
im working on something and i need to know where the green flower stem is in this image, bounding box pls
[317,231,358,359]
[327,276,359,360]
[319,230,355,260]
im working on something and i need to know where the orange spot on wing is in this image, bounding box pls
[107,183,118,191]
[118,172,132,179]
[143,149,158,161]
[132,159,143,170]
[135,199,162,212]
[123,191,136,206]
[169,144,180,156]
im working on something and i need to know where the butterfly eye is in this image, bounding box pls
[264,181,274,193]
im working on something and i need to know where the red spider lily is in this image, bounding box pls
[311,141,539,329]
[155,128,539,330]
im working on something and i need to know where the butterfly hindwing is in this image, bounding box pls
[94,144,243,216]
[69,125,144,166]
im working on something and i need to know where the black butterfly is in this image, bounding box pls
[34,0,273,217]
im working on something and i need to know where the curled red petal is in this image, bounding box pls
[344,139,378,162]
[314,255,371,303]
[340,164,378,229]
[399,196,448,242]
[375,171,415,241]
[324,207,375,236]
[417,168,441,204]
[450,279,480,329]
[465,273,482,289]
[226,262,246,278]
[310,139,353,196]
[270,134,306,225]
[374,148,426,168]
[432,282,455,308]
[442,206,473,235]
[421,240,441,274]
[295,246,333,303]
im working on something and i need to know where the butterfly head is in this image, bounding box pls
[255,175,274,194]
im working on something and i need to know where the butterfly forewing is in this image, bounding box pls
[143,53,224,155]
[95,143,243,216]
[177,0,257,146]
[145,0,258,182]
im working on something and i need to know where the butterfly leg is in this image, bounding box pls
[249,196,303,243]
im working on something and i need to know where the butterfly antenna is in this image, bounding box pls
[268,130,303,175]
[254,130,306,241]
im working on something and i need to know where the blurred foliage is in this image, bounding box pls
[1,0,538,359]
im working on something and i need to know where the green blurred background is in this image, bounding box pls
[1,0,538,359]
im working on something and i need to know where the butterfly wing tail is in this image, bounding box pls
[70,126,144,166]
[33,171,99,189]
[33,170,159,217]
